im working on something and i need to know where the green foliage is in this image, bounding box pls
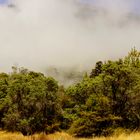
[64,48,140,137]
[1,48,140,137]
[69,112,121,137]
[124,47,140,67]
[0,73,9,128]
[90,61,103,78]
[0,69,61,135]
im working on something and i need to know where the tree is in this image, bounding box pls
[0,73,9,128]
[1,48,140,137]
[124,47,140,67]
[90,61,103,78]
[67,74,121,137]
[2,69,62,135]
[66,49,140,137]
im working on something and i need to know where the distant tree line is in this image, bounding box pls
[1,48,140,137]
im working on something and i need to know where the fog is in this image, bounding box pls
[0,0,140,74]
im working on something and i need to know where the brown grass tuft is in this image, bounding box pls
[1,131,140,140]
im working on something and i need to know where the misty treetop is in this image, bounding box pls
[1,48,140,137]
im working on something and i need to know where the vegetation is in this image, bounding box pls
[1,48,140,137]
[1,131,140,140]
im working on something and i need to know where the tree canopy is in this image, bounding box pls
[1,48,140,137]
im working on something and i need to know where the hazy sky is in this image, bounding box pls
[0,0,140,72]
[0,0,7,4]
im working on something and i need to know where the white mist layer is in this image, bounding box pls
[0,0,140,73]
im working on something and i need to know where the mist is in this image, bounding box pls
[0,0,140,74]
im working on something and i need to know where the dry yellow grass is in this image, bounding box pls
[0,131,140,140]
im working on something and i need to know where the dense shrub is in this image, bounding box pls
[1,48,140,137]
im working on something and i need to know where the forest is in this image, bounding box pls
[1,48,140,137]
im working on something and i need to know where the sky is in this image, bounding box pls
[0,0,140,73]
[0,0,7,4]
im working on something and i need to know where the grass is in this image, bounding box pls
[1,131,140,140]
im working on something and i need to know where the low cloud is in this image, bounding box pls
[0,0,140,73]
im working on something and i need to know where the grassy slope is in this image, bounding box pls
[0,131,140,140]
